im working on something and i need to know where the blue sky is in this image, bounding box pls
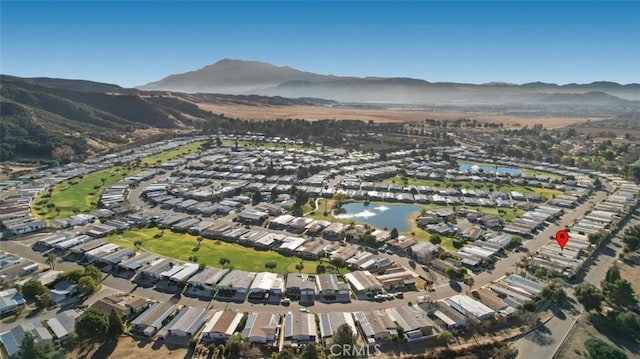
[1,1,639,87]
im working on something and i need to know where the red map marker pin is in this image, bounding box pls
[555,230,569,250]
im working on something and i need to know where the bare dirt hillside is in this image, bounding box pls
[197,102,602,128]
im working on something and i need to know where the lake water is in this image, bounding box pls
[334,203,422,232]
[459,162,523,175]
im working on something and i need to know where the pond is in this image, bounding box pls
[334,203,422,232]
[459,162,523,175]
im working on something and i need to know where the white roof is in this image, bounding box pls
[446,294,494,319]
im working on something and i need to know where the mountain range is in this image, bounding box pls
[139,59,640,105]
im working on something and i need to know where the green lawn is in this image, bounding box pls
[140,141,204,167]
[33,141,205,220]
[111,228,319,274]
[33,167,129,219]
[458,206,526,221]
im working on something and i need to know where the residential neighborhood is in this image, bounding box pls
[0,135,638,359]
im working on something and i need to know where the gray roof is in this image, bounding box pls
[165,307,209,335]
[187,267,229,286]
[217,270,256,290]
[286,273,316,291]
[131,302,177,329]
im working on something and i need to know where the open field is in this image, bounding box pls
[33,141,205,220]
[197,103,602,128]
[110,228,319,274]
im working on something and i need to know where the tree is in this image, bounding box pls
[108,309,124,336]
[301,344,319,359]
[35,291,52,309]
[21,280,47,302]
[604,264,621,283]
[430,234,442,244]
[277,349,297,359]
[612,310,640,336]
[622,225,640,253]
[466,277,475,293]
[75,308,109,342]
[17,332,56,359]
[225,333,243,358]
[603,279,638,308]
[395,325,405,342]
[390,227,399,239]
[445,267,458,279]
[260,260,277,272]
[541,280,567,305]
[574,283,604,312]
[77,276,98,295]
[295,262,305,272]
[219,257,230,268]
[584,338,628,359]
[45,253,56,270]
[330,257,346,269]
[331,323,357,359]
[510,236,523,247]
[534,267,551,281]
[84,265,103,282]
[588,232,604,245]
[436,330,452,345]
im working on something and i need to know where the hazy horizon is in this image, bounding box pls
[2,1,639,87]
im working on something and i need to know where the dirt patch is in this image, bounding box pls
[556,314,638,358]
[618,260,640,296]
[66,336,190,359]
[0,164,42,181]
[198,103,601,128]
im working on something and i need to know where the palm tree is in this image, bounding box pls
[466,277,475,293]
[46,253,56,270]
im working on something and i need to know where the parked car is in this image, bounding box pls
[281,298,291,306]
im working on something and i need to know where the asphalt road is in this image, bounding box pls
[513,212,638,359]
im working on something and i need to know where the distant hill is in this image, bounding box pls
[1,75,128,93]
[0,75,345,161]
[0,76,230,161]
[139,59,640,106]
